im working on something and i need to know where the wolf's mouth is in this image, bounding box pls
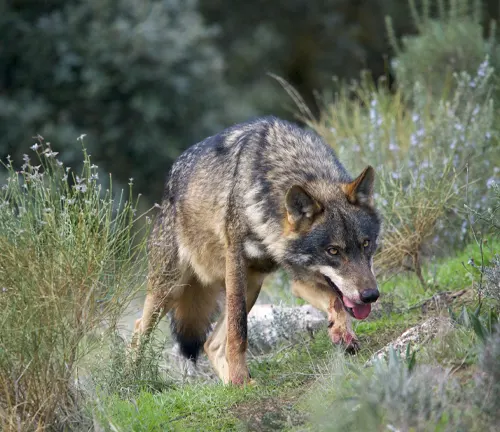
[324,276,371,320]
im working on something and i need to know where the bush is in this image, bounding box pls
[92,332,172,400]
[304,349,471,431]
[295,59,497,282]
[386,0,499,99]
[482,255,500,301]
[0,138,151,430]
[477,324,500,421]
[464,178,500,302]
[0,0,234,201]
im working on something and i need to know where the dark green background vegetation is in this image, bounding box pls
[1,0,499,201]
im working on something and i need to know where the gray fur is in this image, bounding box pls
[134,116,381,381]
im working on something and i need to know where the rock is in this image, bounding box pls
[166,304,328,379]
[247,304,327,354]
[366,317,454,366]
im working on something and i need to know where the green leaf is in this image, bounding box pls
[470,313,487,342]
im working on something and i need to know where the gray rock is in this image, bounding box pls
[166,304,328,379]
[366,317,455,366]
[247,304,327,353]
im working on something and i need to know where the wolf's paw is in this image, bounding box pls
[328,321,360,353]
[229,370,252,386]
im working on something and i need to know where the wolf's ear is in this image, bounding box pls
[285,185,322,227]
[342,166,375,207]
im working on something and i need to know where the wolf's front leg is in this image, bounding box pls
[327,296,359,353]
[205,271,264,384]
[224,245,251,385]
[291,280,359,352]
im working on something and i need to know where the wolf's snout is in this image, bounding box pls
[360,289,379,303]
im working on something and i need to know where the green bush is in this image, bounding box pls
[387,0,499,98]
[0,0,234,201]
[477,324,500,421]
[92,332,172,399]
[302,343,500,431]
[302,349,468,431]
[301,63,497,282]
[0,138,151,430]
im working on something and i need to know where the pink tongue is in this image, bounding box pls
[343,297,372,320]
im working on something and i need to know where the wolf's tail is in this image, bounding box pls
[169,285,219,362]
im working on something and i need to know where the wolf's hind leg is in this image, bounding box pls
[170,276,221,362]
[204,271,265,384]
[130,244,180,351]
[130,283,173,351]
[291,281,359,352]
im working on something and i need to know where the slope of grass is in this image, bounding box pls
[93,238,497,431]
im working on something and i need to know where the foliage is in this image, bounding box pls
[449,306,498,342]
[464,181,500,302]
[301,336,500,431]
[2,0,500,204]
[200,0,409,115]
[387,0,499,98]
[0,0,234,200]
[477,324,500,421]
[303,350,465,431]
[92,332,172,399]
[0,138,151,430]
[483,255,500,301]
[300,62,496,281]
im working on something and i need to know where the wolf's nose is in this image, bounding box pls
[360,289,379,303]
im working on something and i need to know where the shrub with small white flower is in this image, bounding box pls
[386,0,500,102]
[466,182,500,301]
[308,58,496,284]
[0,136,153,430]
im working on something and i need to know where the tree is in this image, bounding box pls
[0,0,234,199]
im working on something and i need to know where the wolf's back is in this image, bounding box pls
[157,117,351,361]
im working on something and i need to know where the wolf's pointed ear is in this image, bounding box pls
[342,166,375,207]
[285,185,322,226]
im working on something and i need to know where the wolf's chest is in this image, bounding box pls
[244,239,278,273]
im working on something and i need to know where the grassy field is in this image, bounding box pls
[89,239,498,431]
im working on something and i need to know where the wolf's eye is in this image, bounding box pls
[362,239,370,248]
[326,247,339,256]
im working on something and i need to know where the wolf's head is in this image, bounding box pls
[281,166,381,320]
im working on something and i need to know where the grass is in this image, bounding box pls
[0,139,153,430]
[94,240,492,431]
[376,238,500,308]
[93,331,334,431]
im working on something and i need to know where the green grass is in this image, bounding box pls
[93,303,434,430]
[97,386,256,431]
[376,238,500,308]
[93,331,333,431]
[91,240,498,431]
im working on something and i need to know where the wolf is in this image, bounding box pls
[131,116,381,385]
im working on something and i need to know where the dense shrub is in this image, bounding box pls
[477,324,500,421]
[304,350,471,431]
[299,61,497,282]
[304,341,500,431]
[0,0,234,200]
[0,138,151,430]
[387,0,499,99]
